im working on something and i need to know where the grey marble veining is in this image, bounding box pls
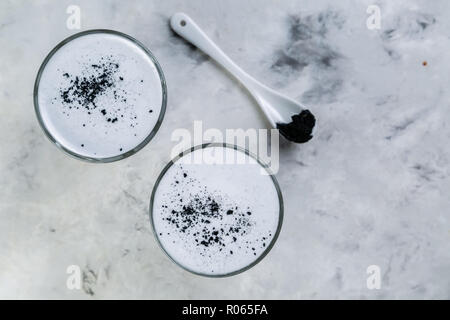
[0,0,449,299]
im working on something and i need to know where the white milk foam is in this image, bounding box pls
[152,147,281,276]
[37,32,163,159]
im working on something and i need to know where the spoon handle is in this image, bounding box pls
[170,12,259,90]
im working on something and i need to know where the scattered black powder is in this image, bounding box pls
[57,58,133,127]
[276,109,316,143]
[158,166,272,263]
[59,61,119,112]
[53,55,157,152]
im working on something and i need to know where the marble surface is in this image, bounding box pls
[1,0,449,299]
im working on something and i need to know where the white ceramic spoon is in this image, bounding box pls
[170,12,315,143]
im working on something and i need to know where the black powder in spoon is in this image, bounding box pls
[276,109,316,143]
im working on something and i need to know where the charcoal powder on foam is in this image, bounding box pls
[56,56,144,151]
[57,57,136,125]
[158,166,272,269]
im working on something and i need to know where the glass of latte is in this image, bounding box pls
[150,144,283,277]
[34,30,167,162]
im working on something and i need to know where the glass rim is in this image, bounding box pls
[149,142,284,278]
[33,29,167,163]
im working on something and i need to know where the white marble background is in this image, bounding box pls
[0,0,449,299]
